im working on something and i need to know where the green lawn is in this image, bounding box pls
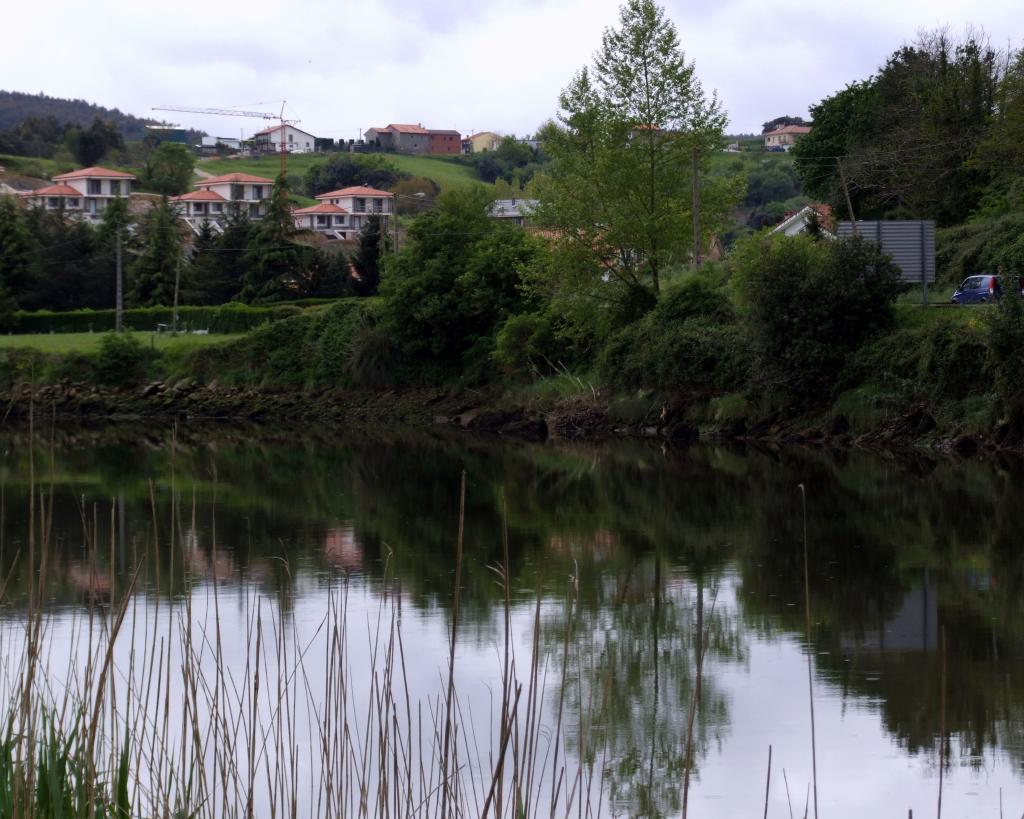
[196,152,484,194]
[0,332,242,354]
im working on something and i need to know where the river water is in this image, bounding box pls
[0,426,1022,818]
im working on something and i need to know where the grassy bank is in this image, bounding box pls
[197,152,483,193]
[0,331,240,354]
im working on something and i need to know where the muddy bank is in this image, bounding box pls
[0,378,1017,455]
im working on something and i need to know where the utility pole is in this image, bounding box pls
[172,252,182,334]
[393,206,399,254]
[115,226,124,332]
[837,158,858,236]
[691,146,702,269]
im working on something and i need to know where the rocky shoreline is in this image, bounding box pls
[0,378,1016,455]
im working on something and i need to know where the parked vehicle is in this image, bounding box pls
[951,274,1024,304]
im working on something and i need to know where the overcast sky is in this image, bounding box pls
[4,0,1022,140]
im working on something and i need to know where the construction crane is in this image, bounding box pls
[152,102,299,176]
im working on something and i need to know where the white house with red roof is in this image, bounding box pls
[253,124,317,155]
[292,203,351,238]
[307,185,394,236]
[170,172,274,232]
[20,166,136,221]
[763,124,812,151]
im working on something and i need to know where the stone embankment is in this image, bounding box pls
[0,380,1014,453]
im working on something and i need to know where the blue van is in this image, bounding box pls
[951,275,1023,304]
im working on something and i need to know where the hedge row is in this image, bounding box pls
[11,303,310,335]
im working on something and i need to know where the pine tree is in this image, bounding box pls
[129,197,182,307]
[240,174,308,303]
[351,215,387,296]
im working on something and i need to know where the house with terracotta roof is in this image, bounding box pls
[306,185,394,237]
[364,124,462,155]
[763,124,812,151]
[20,166,136,222]
[292,203,350,238]
[253,124,317,154]
[170,172,274,232]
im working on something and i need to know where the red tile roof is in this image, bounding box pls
[316,185,393,199]
[21,184,82,197]
[52,166,136,181]
[375,123,429,135]
[195,173,275,185]
[171,190,228,202]
[764,125,812,136]
[294,203,349,215]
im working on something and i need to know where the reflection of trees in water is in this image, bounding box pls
[543,550,744,819]
[8,429,1024,786]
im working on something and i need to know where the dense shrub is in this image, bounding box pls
[93,332,147,385]
[176,300,368,389]
[986,295,1024,411]
[493,313,556,378]
[733,234,902,398]
[936,213,1024,286]
[598,279,748,394]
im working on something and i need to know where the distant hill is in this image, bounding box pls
[0,90,157,140]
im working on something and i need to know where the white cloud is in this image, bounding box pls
[2,0,1022,139]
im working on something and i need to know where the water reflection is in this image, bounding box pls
[0,428,1022,815]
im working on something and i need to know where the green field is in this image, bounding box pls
[196,152,483,193]
[0,332,242,354]
[0,153,74,181]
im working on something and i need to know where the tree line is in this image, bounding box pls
[0,176,385,323]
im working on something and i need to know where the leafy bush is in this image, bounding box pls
[598,279,748,394]
[936,213,1024,286]
[493,313,556,378]
[176,300,368,389]
[93,332,146,385]
[733,234,902,398]
[986,294,1024,411]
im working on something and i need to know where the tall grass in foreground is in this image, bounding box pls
[0,455,611,819]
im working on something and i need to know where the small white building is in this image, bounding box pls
[488,198,537,227]
[201,136,243,151]
[170,172,274,232]
[20,166,136,222]
[293,202,350,239]
[312,186,394,234]
[253,124,317,154]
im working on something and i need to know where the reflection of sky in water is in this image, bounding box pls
[1,434,1023,817]
[2,566,1018,818]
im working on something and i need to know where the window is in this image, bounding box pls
[252,185,264,199]
[87,180,101,195]
[316,215,328,226]
[47,197,59,208]
[212,203,222,213]
[334,215,345,225]
[231,184,244,200]
[67,198,79,207]
[355,198,366,212]
[249,203,260,218]
[109,180,120,196]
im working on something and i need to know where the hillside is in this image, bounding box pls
[197,152,484,194]
[0,90,158,140]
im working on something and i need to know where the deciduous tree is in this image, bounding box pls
[536,0,736,320]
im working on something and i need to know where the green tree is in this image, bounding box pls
[19,209,104,311]
[129,197,182,306]
[537,0,735,321]
[379,187,541,381]
[143,142,195,195]
[793,32,1003,225]
[0,197,33,324]
[352,216,387,296]
[240,174,309,302]
[64,117,123,166]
